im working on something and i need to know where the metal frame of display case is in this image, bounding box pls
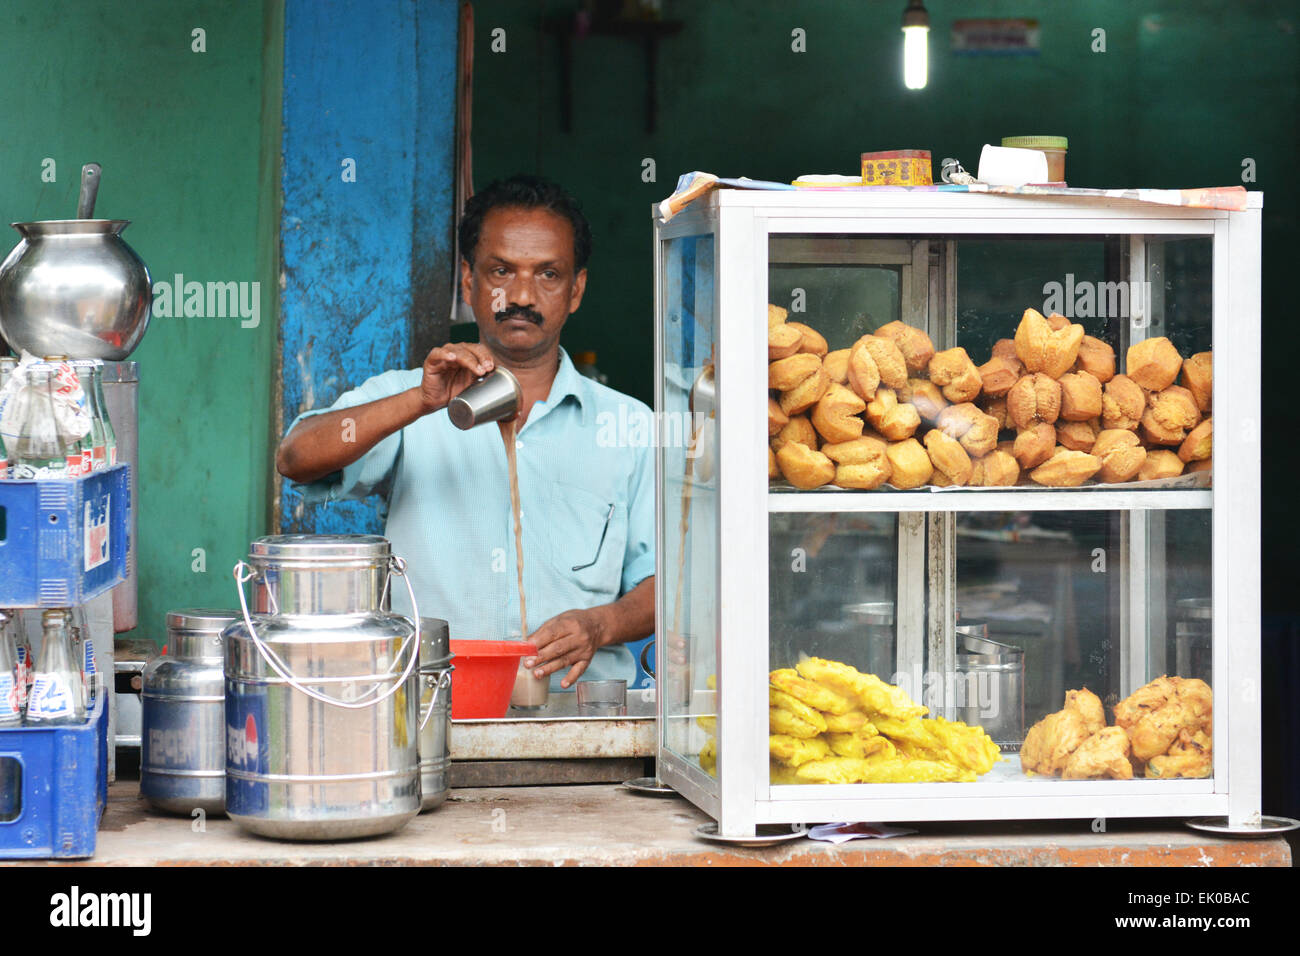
[653,189,1261,837]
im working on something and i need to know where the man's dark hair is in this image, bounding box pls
[459,174,593,271]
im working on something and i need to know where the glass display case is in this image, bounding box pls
[653,189,1261,836]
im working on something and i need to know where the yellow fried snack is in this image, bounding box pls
[769,687,829,734]
[769,667,856,715]
[826,731,894,760]
[769,734,833,767]
[696,714,717,735]
[1146,729,1212,779]
[1020,688,1106,775]
[1114,676,1212,763]
[769,706,821,739]
[794,657,928,720]
[795,757,975,784]
[926,717,1002,776]
[1062,726,1133,780]
[822,710,874,734]
[699,737,717,775]
[769,761,802,785]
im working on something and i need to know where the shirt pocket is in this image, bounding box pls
[548,481,628,597]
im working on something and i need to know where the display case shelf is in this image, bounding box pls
[768,488,1214,513]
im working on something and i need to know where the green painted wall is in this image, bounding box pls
[0,0,283,646]
[468,0,1298,610]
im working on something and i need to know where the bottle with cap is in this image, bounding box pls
[0,610,24,726]
[9,365,70,480]
[70,360,108,472]
[25,609,85,725]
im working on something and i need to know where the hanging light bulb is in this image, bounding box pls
[902,0,929,90]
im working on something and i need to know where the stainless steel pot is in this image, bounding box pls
[1175,597,1211,682]
[955,628,1024,749]
[417,617,453,812]
[140,609,239,815]
[843,601,896,680]
[225,535,421,841]
[0,220,151,361]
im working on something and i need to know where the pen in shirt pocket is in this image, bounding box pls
[573,503,615,572]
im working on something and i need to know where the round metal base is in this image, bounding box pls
[694,822,806,847]
[144,795,226,818]
[1185,815,1300,839]
[229,809,418,842]
[622,776,677,796]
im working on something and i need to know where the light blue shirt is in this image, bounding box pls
[286,348,655,688]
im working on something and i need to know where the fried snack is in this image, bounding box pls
[769,734,832,767]
[810,383,867,443]
[928,347,983,403]
[767,303,789,328]
[699,737,716,774]
[769,353,821,391]
[992,337,1018,362]
[795,757,975,785]
[1179,417,1213,462]
[936,403,999,458]
[855,334,909,390]
[823,348,851,385]
[1141,385,1200,446]
[1138,449,1184,481]
[1181,351,1213,412]
[825,434,892,488]
[772,415,817,454]
[865,388,921,441]
[696,714,717,734]
[767,397,789,437]
[1101,374,1145,431]
[769,687,829,734]
[874,320,936,374]
[970,449,1020,486]
[1062,727,1134,780]
[977,354,1023,398]
[1126,336,1183,391]
[795,658,928,720]
[1146,729,1212,779]
[768,446,779,479]
[924,717,1002,776]
[1014,307,1085,378]
[1114,676,1213,763]
[768,323,802,361]
[1021,688,1106,775]
[822,433,888,463]
[1030,448,1101,487]
[924,429,973,486]
[1059,371,1103,422]
[1007,373,1062,428]
[1013,422,1057,470]
[1074,335,1116,383]
[1187,457,1212,475]
[981,395,1010,430]
[775,440,835,489]
[786,321,828,357]
[1045,311,1071,331]
[900,378,948,424]
[1092,429,1148,483]
[770,667,857,715]
[826,731,893,760]
[1056,419,1100,453]
[778,365,830,416]
[822,710,875,733]
[846,339,881,402]
[885,438,933,489]
[769,707,822,739]
[769,761,801,784]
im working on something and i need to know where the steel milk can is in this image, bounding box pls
[140,609,239,814]
[417,617,453,812]
[224,535,421,840]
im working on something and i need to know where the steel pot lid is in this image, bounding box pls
[419,617,453,668]
[249,534,391,563]
[166,608,241,633]
[844,601,895,625]
[958,634,1023,658]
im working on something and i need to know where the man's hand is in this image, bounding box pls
[419,343,496,413]
[523,607,609,689]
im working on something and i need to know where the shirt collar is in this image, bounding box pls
[528,347,590,429]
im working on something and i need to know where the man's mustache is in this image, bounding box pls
[496,305,544,325]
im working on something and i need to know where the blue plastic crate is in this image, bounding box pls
[0,465,130,608]
[0,692,108,859]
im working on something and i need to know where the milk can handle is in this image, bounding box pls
[418,668,453,732]
[231,557,422,711]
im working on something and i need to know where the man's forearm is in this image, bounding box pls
[595,576,655,648]
[276,387,428,484]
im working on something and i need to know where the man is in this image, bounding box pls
[276,175,654,689]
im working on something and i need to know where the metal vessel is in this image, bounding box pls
[140,609,238,815]
[417,617,453,812]
[225,535,422,840]
[955,628,1025,749]
[0,220,151,361]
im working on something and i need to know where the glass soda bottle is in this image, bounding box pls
[0,356,16,478]
[24,609,85,726]
[92,362,117,467]
[70,606,96,711]
[10,367,70,480]
[0,610,24,726]
[70,361,107,472]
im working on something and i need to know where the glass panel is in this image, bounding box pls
[768,264,901,345]
[659,233,718,779]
